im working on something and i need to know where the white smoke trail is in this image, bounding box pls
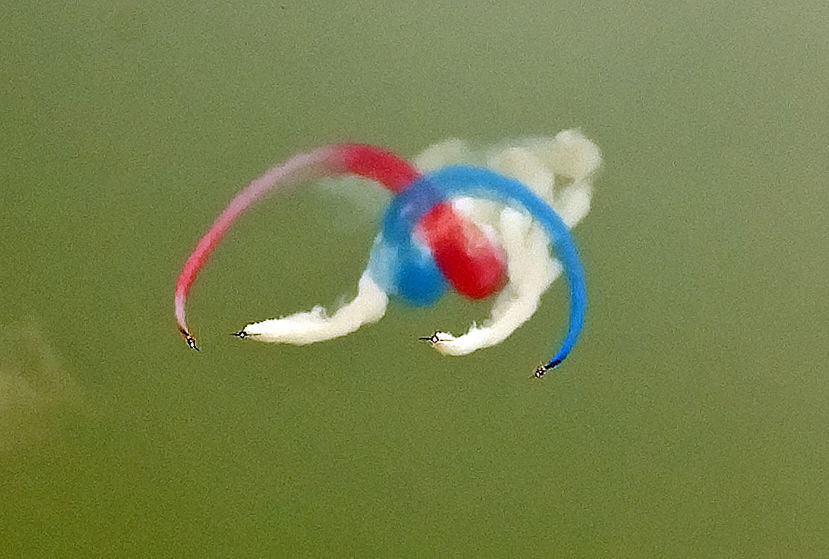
[417,129,601,355]
[240,129,601,355]
[240,270,388,344]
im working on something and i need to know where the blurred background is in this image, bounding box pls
[1,1,827,556]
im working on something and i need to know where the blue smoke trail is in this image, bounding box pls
[371,166,587,374]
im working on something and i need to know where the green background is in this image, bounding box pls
[2,2,827,556]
